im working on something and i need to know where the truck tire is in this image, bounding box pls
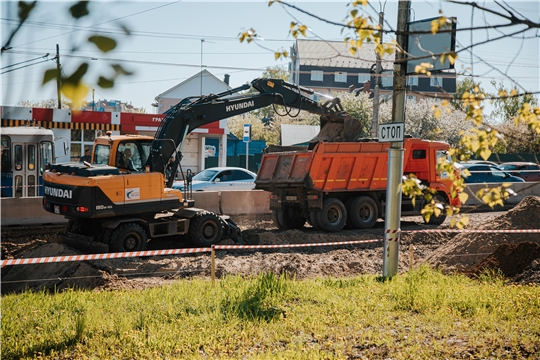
[287,206,307,229]
[309,211,322,230]
[271,210,285,230]
[316,198,347,232]
[188,212,223,246]
[424,194,448,225]
[273,207,306,230]
[348,196,378,229]
[109,223,147,252]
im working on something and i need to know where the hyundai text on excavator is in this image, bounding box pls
[42,78,361,252]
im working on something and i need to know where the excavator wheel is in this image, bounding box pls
[316,198,347,232]
[188,212,223,247]
[65,219,100,238]
[109,223,148,252]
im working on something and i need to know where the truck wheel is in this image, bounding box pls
[109,223,147,252]
[273,207,306,230]
[188,212,223,246]
[309,211,322,230]
[316,198,347,232]
[424,194,448,225]
[348,196,378,229]
[271,210,286,230]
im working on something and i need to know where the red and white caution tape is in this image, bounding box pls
[1,247,211,267]
[387,229,540,234]
[213,239,382,250]
[1,239,384,267]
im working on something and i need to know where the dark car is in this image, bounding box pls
[498,162,540,182]
[459,163,525,184]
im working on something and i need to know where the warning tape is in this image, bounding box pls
[213,239,382,250]
[0,247,211,267]
[0,239,383,267]
[387,229,540,234]
[3,228,537,267]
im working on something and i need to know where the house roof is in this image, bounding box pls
[294,39,393,70]
[155,69,231,100]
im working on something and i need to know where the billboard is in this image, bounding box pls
[407,17,457,74]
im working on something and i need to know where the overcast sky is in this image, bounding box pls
[2,0,538,112]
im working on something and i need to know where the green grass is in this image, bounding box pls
[2,266,539,359]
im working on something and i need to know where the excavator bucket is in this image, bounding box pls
[311,112,363,144]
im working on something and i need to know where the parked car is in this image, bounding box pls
[172,167,257,191]
[459,163,525,184]
[460,160,500,167]
[498,162,540,182]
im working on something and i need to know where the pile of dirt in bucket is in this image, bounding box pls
[427,196,540,279]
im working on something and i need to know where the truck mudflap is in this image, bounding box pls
[56,232,110,253]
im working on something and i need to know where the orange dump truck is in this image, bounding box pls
[255,138,460,232]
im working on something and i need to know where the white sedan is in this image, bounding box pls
[172,167,257,192]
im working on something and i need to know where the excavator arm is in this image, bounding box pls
[146,78,360,187]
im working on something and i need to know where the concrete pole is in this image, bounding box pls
[56,44,62,109]
[371,11,384,138]
[383,0,410,278]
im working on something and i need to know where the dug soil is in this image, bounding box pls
[2,196,540,294]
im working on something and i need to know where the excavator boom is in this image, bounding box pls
[147,78,362,187]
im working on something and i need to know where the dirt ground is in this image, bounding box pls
[2,196,540,294]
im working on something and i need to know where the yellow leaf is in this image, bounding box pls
[434,108,442,119]
[61,83,89,105]
[479,148,491,160]
[458,192,469,204]
[431,20,439,34]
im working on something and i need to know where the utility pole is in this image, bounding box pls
[371,12,384,138]
[383,0,410,278]
[56,44,62,109]
[200,39,204,96]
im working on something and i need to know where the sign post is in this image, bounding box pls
[243,124,251,170]
[382,0,410,279]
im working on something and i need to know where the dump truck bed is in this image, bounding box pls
[256,138,454,196]
[256,141,399,192]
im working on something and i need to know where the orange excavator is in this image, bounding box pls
[41,78,361,252]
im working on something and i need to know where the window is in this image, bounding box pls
[231,170,254,181]
[1,136,11,172]
[40,142,53,173]
[407,95,417,102]
[358,74,370,83]
[71,129,98,161]
[430,77,442,87]
[14,145,22,171]
[28,145,35,171]
[335,72,347,83]
[406,76,418,86]
[381,72,393,87]
[311,70,323,81]
[28,175,36,197]
[412,150,426,159]
[94,144,111,165]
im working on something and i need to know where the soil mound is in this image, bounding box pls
[426,196,540,273]
[465,242,540,278]
[1,243,106,294]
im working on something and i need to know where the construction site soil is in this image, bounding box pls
[2,196,540,294]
